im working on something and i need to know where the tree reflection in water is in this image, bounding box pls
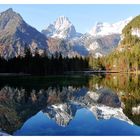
[0,74,140,135]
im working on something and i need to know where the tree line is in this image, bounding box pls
[0,48,89,75]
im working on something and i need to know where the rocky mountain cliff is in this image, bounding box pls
[42,16,82,39]
[0,8,48,59]
[69,33,120,57]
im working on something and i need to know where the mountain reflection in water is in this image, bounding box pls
[0,74,140,136]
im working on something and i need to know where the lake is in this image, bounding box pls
[0,74,140,136]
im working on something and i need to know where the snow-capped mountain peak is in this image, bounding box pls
[42,16,82,39]
[54,16,72,30]
[89,17,133,37]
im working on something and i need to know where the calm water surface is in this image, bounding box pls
[0,74,140,136]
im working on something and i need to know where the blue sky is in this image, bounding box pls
[0,4,140,33]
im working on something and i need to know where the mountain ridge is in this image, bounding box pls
[0,8,135,59]
[0,8,48,59]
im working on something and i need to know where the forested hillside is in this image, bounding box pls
[89,15,140,73]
